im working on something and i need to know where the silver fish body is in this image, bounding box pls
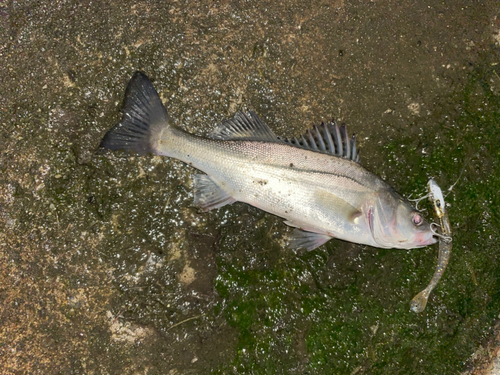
[100,72,437,251]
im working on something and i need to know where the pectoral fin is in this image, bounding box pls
[193,174,236,211]
[315,189,362,223]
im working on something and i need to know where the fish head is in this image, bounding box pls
[368,190,437,249]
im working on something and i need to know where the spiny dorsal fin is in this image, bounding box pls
[210,111,280,142]
[281,121,360,162]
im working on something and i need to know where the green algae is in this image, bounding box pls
[212,62,500,374]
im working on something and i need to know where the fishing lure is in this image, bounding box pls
[410,179,452,313]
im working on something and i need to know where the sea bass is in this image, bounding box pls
[100,72,437,251]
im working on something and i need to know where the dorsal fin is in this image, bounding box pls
[281,121,360,162]
[210,111,280,142]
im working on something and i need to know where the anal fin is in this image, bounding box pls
[193,174,236,211]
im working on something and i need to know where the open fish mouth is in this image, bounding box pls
[416,232,438,246]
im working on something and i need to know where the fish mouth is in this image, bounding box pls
[415,231,438,246]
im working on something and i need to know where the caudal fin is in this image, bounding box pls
[99,71,169,154]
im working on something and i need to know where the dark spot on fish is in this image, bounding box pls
[290,163,294,167]
[255,180,267,186]
[87,195,95,204]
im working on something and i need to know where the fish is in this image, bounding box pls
[100,72,437,251]
[411,179,452,312]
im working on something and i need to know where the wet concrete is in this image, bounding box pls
[1,0,500,373]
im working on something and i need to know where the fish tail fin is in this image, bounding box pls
[99,71,170,155]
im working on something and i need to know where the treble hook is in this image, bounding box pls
[430,222,452,243]
[409,193,429,211]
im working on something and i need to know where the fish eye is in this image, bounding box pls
[411,212,423,226]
